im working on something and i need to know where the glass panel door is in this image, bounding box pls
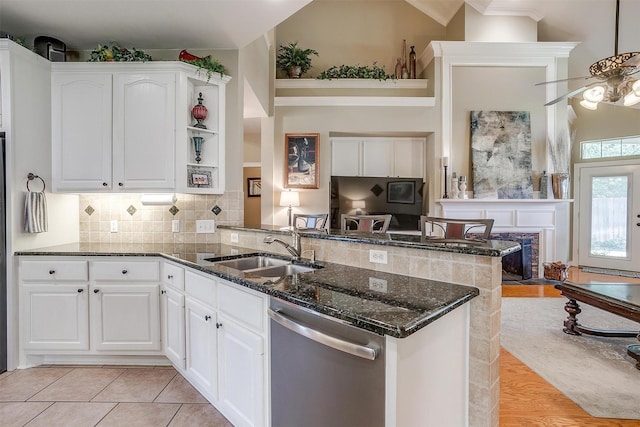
[578,164,640,271]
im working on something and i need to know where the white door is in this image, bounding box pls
[113,72,176,190]
[91,283,161,351]
[217,314,264,427]
[20,284,89,350]
[51,72,113,191]
[185,298,218,401]
[164,287,186,369]
[577,163,640,271]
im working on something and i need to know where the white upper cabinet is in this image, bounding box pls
[331,137,425,179]
[112,72,176,190]
[51,62,230,193]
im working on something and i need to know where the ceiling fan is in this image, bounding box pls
[538,0,640,109]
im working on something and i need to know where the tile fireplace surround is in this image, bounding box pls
[438,199,573,277]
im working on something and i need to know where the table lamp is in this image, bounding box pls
[280,190,300,228]
[352,200,365,215]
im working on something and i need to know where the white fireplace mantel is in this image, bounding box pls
[437,199,573,275]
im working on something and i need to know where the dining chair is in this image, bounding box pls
[341,214,392,233]
[420,216,494,241]
[293,213,329,230]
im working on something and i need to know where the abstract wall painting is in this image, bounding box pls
[470,111,533,199]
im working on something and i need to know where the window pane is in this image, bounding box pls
[601,140,622,157]
[590,176,628,258]
[581,142,601,159]
[621,138,640,156]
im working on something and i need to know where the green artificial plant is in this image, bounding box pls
[276,42,319,78]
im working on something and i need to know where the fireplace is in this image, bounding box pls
[501,238,532,281]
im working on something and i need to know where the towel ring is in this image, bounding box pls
[27,173,46,192]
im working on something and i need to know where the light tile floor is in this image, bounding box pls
[0,366,233,427]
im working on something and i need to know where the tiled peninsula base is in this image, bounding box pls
[219,228,502,427]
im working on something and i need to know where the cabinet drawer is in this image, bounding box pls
[185,270,216,307]
[20,260,88,281]
[218,281,266,332]
[92,261,159,281]
[162,262,185,291]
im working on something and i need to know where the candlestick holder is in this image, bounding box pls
[442,165,449,199]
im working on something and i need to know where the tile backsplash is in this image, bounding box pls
[79,191,243,253]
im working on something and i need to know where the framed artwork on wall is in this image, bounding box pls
[247,177,261,197]
[285,133,319,189]
[387,181,415,204]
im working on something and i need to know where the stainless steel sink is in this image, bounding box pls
[247,264,317,277]
[213,256,290,271]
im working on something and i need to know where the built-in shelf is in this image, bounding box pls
[275,78,434,107]
[275,78,429,89]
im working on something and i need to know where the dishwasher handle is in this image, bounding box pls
[268,308,378,361]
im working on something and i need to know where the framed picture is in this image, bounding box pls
[187,168,213,188]
[387,181,415,204]
[285,133,319,189]
[247,177,261,197]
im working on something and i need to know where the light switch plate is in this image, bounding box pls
[110,220,118,233]
[369,249,388,264]
[196,220,216,234]
[230,233,239,243]
[172,220,180,233]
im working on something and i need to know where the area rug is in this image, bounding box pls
[501,297,640,419]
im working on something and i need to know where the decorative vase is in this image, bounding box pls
[459,176,468,199]
[450,172,459,199]
[287,66,302,78]
[409,46,416,79]
[192,136,204,163]
[394,58,402,79]
[539,170,549,199]
[191,92,208,129]
[401,39,409,79]
[551,173,570,199]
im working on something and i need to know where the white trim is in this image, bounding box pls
[243,162,261,168]
[275,79,428,90]
[274,96,436,107]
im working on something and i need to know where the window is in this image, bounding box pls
[581,135,640,159]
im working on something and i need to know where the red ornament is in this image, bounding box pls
[179,49,202,62]
[192,92,208,129]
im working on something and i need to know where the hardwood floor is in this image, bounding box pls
[500,267,640,426]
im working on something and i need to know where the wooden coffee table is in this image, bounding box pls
[554,281,640,370]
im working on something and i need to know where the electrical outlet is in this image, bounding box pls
[196,220,216,233]
[369,249,388,264]
[172,220,180,233]
[230,233,239,243]
[110,220,118,233]
[369,277,388,293]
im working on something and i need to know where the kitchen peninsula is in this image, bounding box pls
[15,229,518,427]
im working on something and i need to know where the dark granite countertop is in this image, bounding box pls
[218,225,521,257]
[15,242,479,339]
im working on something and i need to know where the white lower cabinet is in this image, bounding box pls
[164,286,186,369]
[20,283,89,350]
[217,313,265,427]
[90,283,161,351]
[185,297,218,402]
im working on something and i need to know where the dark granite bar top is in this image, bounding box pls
[218,225,521,257]
[15,242,479,339]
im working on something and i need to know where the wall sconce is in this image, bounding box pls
[140,193,177,206]
[279,189,300,228]
[352,200,365,215]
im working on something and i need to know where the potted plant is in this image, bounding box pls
[276,42,318,78]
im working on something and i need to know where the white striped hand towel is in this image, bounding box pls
[24,191,48,233]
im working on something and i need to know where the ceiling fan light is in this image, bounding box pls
[623,92,640,107]
[632,79,640,96]
[580,99,599,110]
[582,86,606,103]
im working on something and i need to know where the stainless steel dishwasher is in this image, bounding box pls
[269,298,385,427]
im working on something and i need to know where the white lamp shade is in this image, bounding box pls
[579,99,599,110]
[632,79,640,96]
[623,91,640,107]
[279,190,300,207]
[582,85,605,103]
[352,200,366,209]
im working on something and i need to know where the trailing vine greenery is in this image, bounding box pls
[316,63,395,80]
[88,43,152,62]
[180,56,226,81]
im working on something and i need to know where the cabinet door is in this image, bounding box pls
[113,72,176,190]
[393,138,425,178]
[331,139,361,176]
[185,298,218,401]
[52,72,113,191]
[217,314,265,427]
[20,284,89,350]
[164,287,185,369]
[362,139,394,177]
[91,284,161,351]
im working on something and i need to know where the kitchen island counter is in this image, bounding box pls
[16,242,479,339]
